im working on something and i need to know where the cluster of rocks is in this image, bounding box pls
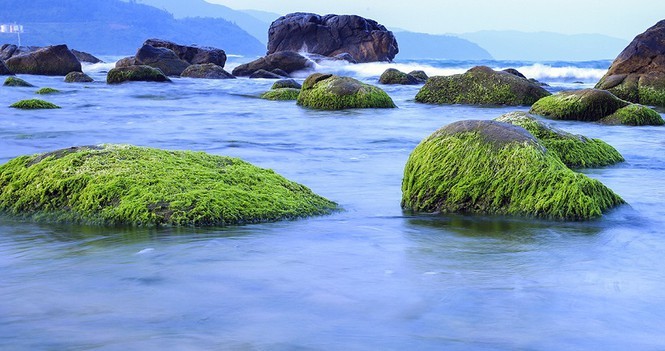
[1,44,97,82]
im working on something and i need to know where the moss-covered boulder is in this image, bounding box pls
[180,63,234,79]
[272,79,301,90]
[9,99,61,109]
[602,104,665,126]
[379,68,420,85]
[401,120,624,220]
[408,70,428,83]
[0,145,338,227]
[530,89,664,125]
[65,72,94,83]
[35,87,60,95]
[297,73,396,110]
[261,88,301,101]
[415,66,550,106]
[4,76,34,87]
[107,65,171,84]
[495,112,624,168]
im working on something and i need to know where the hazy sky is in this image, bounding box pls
[207,0,664,40]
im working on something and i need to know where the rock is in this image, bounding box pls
[379,68,420,85]
[595,20,665,106]
[0,44,17,60]
[35,87,60,95]
[144,38,227,67]
[4,44,82,76]
[3,76,34,87]
[495,112,624,168]
[71,50,103,64]
[529,88,664,125]
[272,79,302,89]
[0,60,14,75]
[107,65,172,84]
[249,69,283,79]
[261,88,301,100]
[0,144,338,227]
[267,13,398,63]
[415,66,550,106]
[9,99,60,109]
[181,63,234,79]
[502,68,527,79]
[115,56,138,68]
[408,70,428,83]
[297,73,396,110]
[65,71,94,83]
[333,53,357,63]
[232,51,313,77]
[400,120,625,220]
[271,68,289,78]
[135,44,190,76]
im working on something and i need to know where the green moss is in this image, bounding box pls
[379,68,419,85]
[414,66,550,106]
[0,145,339,227]
[530,89,629,121]
[10,99,61,109]
[65,72,94,83]
[401,121,624,220]
[35,87,61,95]
[496,112,624,168]
[3,76,34,87]
[637,85,665,107]
[261,88,301,101]
[297,74,396,110]
[601,104,665,126]
[107,65,171,84]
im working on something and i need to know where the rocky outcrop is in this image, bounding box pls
[267,13,398,63]
[529,89,664,126]
[133,44,190,76]
[180,63,234,79]
[144,39,226,67]
[232,51,313,77]
[107,65,172,84]
[595,20,665,106]
[415,66,550,106]
[64,72,94,83]
[379,68,420,85]
[4,44,82,76]
[297,73,396,110]
[401,120,625,220]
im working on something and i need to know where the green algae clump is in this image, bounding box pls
[0,145,339,227]
[495,112,624,168]
[10,99,61,109]
[3,76,34,87]
[297,73,396,110]
[107,65,172,84]
[35,87,61,95]
[261,88,301,101]
[601,104,665,126]
[401,120,624,220]
[414,66,550,106]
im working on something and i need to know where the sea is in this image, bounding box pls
[1,57,664,351]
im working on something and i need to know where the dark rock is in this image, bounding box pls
[5,44,82,76]
[180,63,235,79]
[0,44,40,61]
[65,71,94,83]
[267,13,398,63]
[272,79,302,89]
[143,38,227,67]
[107,65,172,84]
[232,51,314,77]
[115,56,138,68]
[0,60,13,75]
[249,69,283,79]
[271,68,289,77]
[408,70,428,83]
[333,53,357,63]
[71,50,103,64]
[135,45,190,76]
[379,68,420,85]
[502,68,527,79]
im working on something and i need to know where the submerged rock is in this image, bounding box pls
[10,99,60,109]
[272,79,302,90]
[415,66,550,106]
[107,65,171,84]
[232,51,313,77]
[35,87,60,95]
[180,63,234,79]
[261,88,301,101]
[3,76,34,87]
[401,120,624,220]
[5,44,82,76]
[379,68,420,85]
[249,69,284,79]
[65,71,94,83]
[297,73,396,110]
[495,112,624,168]
[0,144,339,227]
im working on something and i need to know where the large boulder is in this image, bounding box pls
[134,44,190,76]
[107,65,171,84]
[595,20,665,106]
[180,63,234,79]
[232,51,313,77]
[401,120,624,220]
[4,44,82,76]
[0,145,338,227]
[415,66,550,106]
[297,73,396,110]
[495,112,624,168]
[529,89,664,126]
[0,60,13,75]
[267,13,398,63]
[144,38,227,67]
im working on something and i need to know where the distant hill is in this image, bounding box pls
[459,31,629,61]
[240,9,282,26]
[0,0,264,56]
[394,31,493,60]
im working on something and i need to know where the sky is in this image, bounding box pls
[207,0,665,40]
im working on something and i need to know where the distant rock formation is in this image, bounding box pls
[267,13,398,63]
[232,51,313,77]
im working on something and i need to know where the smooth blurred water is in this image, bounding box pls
[1,59,665,350]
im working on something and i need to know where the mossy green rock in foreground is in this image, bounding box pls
[107,65,171,84]
[0,145,338,227]
[297,73,396,110]
[261,88,301,101]
[10,99,61,109]
[529,88,664,125]
[415,66,550,106]
[401,120,624,220]
[3,76,34,87]
[495,112,624,168]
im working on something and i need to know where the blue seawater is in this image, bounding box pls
[1,57,664,350]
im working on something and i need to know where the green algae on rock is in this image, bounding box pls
[35,87,61,95]
[107,65,172,84]
[601,104,665,126]
[3,76,34,87]
[9,99,61,109]
[261,88,301,101]
[297,73,396,110]
[0,145,339,227]
[65,71,94,83]
[414,66,550,106]
[495,112,624,168]
[401,120,624,220]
